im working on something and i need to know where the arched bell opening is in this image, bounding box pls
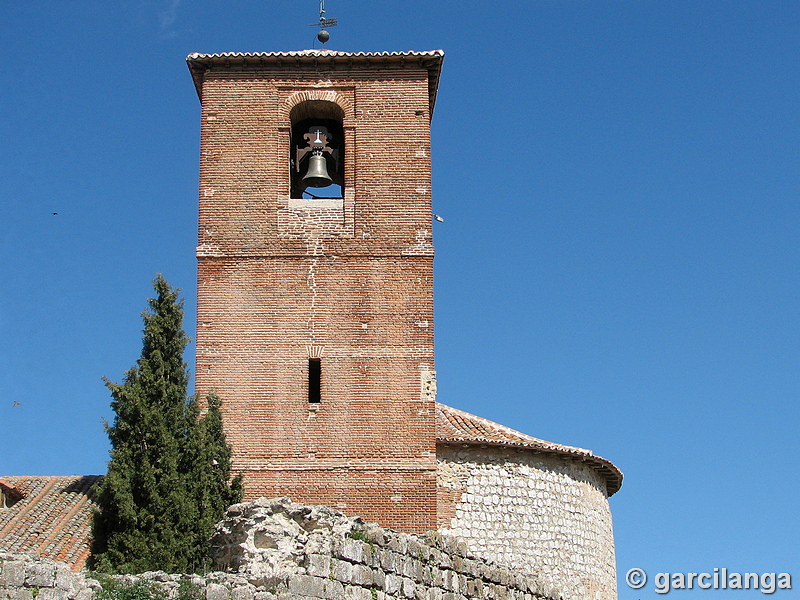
[290,100,345,199]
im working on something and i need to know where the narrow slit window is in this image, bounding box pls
[308,358,321,403]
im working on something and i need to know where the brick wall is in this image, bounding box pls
[190,52,442,533]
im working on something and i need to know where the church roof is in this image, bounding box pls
[435,403,623,496]
[186,49,445,115]
[0,476,101,570]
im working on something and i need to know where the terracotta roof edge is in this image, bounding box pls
[435,402,623,497]
[186,49,445,60]
[435,402,593,454]
[185,49,445,111]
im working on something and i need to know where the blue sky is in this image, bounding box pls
[2,1,798,597]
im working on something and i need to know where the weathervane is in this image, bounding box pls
[310,0,337,45]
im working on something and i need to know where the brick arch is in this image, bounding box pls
[281,90,353,122]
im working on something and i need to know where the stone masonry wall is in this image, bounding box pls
[0,498,563,600]
[437,447,617,600]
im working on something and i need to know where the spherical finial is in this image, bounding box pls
[317,29,330,44]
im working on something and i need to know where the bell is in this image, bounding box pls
[302,153,333,188]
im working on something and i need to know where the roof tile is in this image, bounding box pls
[435,403,622,496]
[0,476,101,570]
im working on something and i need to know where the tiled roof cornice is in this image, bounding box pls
[435,403,623,496]
[186,49,445,114]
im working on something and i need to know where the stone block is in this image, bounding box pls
[277,594,313,600]
[36,588,68,600]
[75,589,94,600]
[441,570,453,592]
[287,575,325,599]
[450,557,463,574]
[365,529,387,548]
[360,544,372,566]
[54,565,73,592]
[372,569,385,589]
[351,565,373,587]
[493,585,510,600]
[426,588,442,600]
[387,536,407,555]
[384,574,403,595]
[343,586,371,600]
[365,547,381,569]
[2,563,25,587]
[404,559,422,583]
[306,555,331,579]
[378,551,396,574]
[460,559,478,579]
[405,539,421,560]
[401,577,415,599]
[8,589,32,600]
[465,578,483,597]
[231,587,254,600]
[25,562,55,587]
[339,539,364,564]
[322,579,343,600]
[331,559,353,584]
[206,583,230,600]
[412,585,427,600]
[431,568,444,588]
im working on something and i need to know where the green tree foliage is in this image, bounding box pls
[89,275,243,574]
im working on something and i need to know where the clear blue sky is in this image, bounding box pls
[2,1,798,597]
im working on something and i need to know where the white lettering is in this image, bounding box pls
[761,573,776,594]
[672,573,686,590]
[654,572,670,594]
[778,573,792,589]
[698,573,712,589]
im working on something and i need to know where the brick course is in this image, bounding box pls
[189,51,444,533]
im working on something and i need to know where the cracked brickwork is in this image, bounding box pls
[189,52,443,533]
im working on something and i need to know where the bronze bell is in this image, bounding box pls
[302,153,333,188]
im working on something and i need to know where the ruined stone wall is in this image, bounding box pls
[0,497,562,600]
[437,446,617,600]
[0,553,93,600]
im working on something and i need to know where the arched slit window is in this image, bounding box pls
[290,100,345,199]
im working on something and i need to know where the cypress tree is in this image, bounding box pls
[182,393,244,571]
[89,275,242,574]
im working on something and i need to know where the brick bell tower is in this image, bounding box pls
[186,49,444,533]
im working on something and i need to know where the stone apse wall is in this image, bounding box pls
[437,447,617,600]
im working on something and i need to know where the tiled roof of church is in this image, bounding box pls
[0,476,101,570]
[435,403,623,496]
